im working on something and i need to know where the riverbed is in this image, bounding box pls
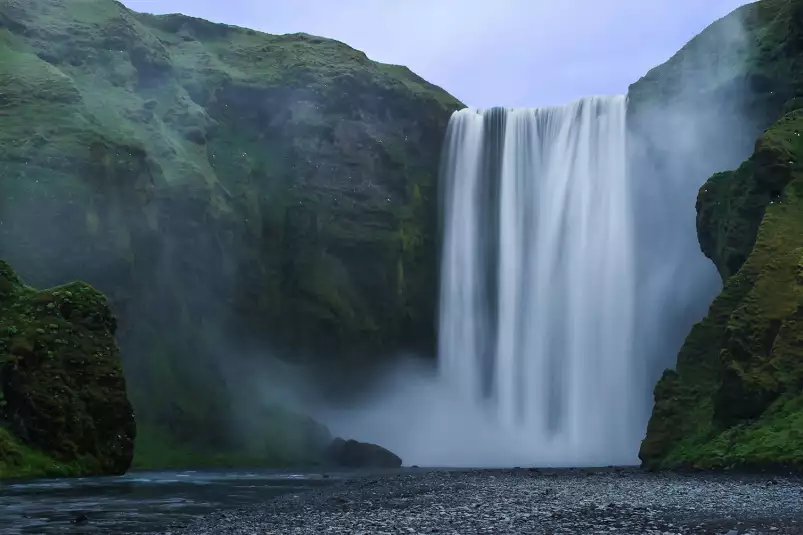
[0,469,338,534]
[3,468,802,534]
[157,468,803,535]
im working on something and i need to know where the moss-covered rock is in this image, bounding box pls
[631,0,803,470]
[0,260,136,478]
[640,86,803,470]
[0,0,462,465]
[624,1,803,424]
[640,111,803,469]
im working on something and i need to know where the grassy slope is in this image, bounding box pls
[0,0,462,469]
[638,0,803,469]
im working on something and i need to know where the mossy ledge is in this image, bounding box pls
[0,260,136,479]
[637,0,803,471]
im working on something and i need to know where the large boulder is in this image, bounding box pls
[325,437,403,468]
[0,261,136,478]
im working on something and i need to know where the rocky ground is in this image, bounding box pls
[153,468,803,534]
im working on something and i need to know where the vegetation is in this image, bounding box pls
[9,0,802,476]
[638,0,803,470]
[0,261,135,478]
[0,0,462,469]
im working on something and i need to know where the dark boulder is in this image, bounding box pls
[325,437,402,468]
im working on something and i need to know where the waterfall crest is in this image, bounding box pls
[438,95,639,464]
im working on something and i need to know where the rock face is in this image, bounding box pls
[325,437,403,468]
[0,261,136,478]
[638,0,803,469]
[626,0,799,406]
[0,0,462,463]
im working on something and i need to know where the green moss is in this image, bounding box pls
[0,260,136,479]
[0,0,462,466]
[640,105,803,471]
[133,403,331,470]
[0,426,90,479]
[132,425,282,470]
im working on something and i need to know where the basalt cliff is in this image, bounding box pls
[4,0,803,474]
[637,0,803,470]
[0,0,461,468]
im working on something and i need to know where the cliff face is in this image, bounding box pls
[637,0,803,469]
[0,261,136,478]
[0,0,462,464]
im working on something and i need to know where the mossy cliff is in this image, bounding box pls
[0,261,136,478]
[638,0,803,469]
[0,0,462,466]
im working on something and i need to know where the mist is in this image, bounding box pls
[0,0,778,471]
[311,3,771,468]
[315,355,634,468]
[627,3,764,428]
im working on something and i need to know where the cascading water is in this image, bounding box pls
[438,95,640,465]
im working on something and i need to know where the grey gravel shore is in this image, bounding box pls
[155,468,803,534]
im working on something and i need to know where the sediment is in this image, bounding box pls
[154,468,803,534]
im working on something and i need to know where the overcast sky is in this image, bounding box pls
[121,0,751,108]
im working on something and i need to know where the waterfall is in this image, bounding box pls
[438,95,639,465]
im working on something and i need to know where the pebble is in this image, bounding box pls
[148,469,803,534]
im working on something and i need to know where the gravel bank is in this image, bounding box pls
[156,468,803,534]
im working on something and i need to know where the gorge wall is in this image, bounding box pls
[635,0,803,469]
[0,0,462,466]
[3,0,803,472]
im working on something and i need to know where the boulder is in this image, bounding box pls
[325,437,402,468]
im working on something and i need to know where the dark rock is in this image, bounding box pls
[325,437,402,468]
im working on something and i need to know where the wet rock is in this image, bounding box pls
[152,470,803,535]
[325,437,402,468]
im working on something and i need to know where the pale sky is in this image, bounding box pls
[121,0,751,108]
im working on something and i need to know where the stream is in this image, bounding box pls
[0,469,340,534]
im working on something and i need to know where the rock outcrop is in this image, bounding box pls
[638,0,803,470]
[0,261,136,478]
[326,437,403,468]
[0,0,462,465]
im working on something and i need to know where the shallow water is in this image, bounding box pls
[0,469,339,534]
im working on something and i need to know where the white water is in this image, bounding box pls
[438,95,639,465]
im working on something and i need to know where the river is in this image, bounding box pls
[0,469,339,534]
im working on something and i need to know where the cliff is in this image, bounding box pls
[0,261,136,478]
[0,0,462,465]
[638,0,803,469]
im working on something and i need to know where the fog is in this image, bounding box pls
[627,4,762,426]
[315,3,774,468]
[0,0,779,469]
[318,356,632,467]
